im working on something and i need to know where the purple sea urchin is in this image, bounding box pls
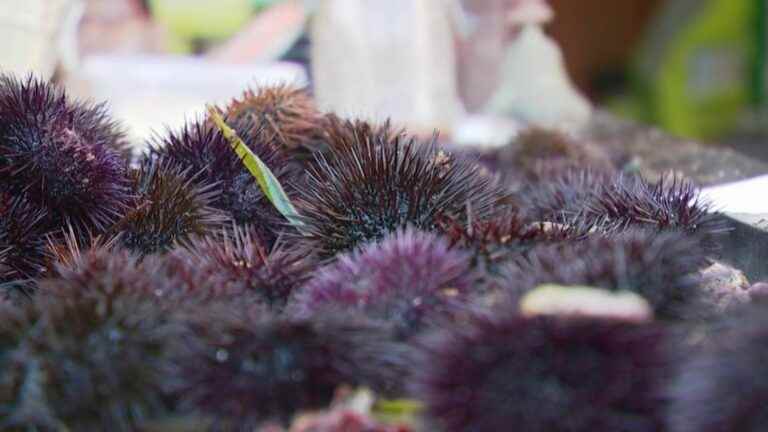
[668,306,768,431]
[469,129,616,192]
[148,118,290,246]
[0,75,131,234]
[0,194,50,298]
[439,210,591,275]
[137,251,231,304]
[507,230,706,319]
[40,233,274,315]
[518,168,609,221]
[173,312,409,428]
[511,128,615,181]
[416,314,668,432]
[167,226,311,309]
[113,158,227,256]
[586,174,721,241]
[221,84,327,160]
[295,118,509,257]
[291,228,479,338]
[520,170,722,245]
[0,281,182,431]
[36,234,250,317]
[36,238,148,302]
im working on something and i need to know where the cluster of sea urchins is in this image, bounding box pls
[0,74,761,431]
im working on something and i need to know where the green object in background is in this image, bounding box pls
[250,0,281,11]
[628,0,762,139]
[149,0,253,53]
[753,0,767,107]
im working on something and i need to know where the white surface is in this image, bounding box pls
[0,0,78,79]
[66,55,307,148]
[700,174,768,215]
[452,114,521,148]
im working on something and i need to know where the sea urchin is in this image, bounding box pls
[168,226,311,309]
[113,158,227,256]
[415,313,668,432]
[295,118,508,257]
[0,282,182,431]
[290,228,479,339]
[505,230,706,320]
[0,74,131,234]
[148,118,290,246]
[220,84,327,160]
[0,194,49,297]
[172,311,409,428]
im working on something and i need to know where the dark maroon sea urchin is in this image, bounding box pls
[36,233,258,320]
[36,235,151,303]
[0,275,183,431]
[439,210,592,276]
[221,84,328,161]
[586,174,722,242]
[0,194,50,298]
[295,118,510,258]
[37,227,282,315]
[668,304,768,432]
[112,158,227,256]
[467,128,617,193]
[168,226,312,309]
[0,74,131,235]
[517,168,609,222]
[415,313,668,432]
[173,311,410,428]
[148,118,291,246]
[505,230,707,320]
[519,170,722,247]
[503,128,615,184]
[511,128,615,179]
[290,228,479,339]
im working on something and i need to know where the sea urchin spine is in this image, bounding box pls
[0,74,131,234]
[290,228,479,339]
[113,158,227,256]
[295,117,509,257]
[148,118,291,246]
[415,313,668,432]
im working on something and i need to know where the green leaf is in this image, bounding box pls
[207,106,306,231]
[373,398,424,425]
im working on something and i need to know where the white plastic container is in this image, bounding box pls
[65,55,307,147]
[0,0,80,79]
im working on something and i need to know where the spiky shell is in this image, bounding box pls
[519,170,723,248]
[172,311,409,428]
[0,74,131,234]
[295,118,510,258]
[439,210,592,275]
[511,128,615,180]
[148,118,290,246]
[168,226,311,309]
[505,230,706,320]
[113,158,227,256]
[0,281,182,430]
[415,313,668,432]
[222,84,327,159]
[0,194,51,298]
[291,228,479,339]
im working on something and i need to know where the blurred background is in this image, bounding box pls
[1,0,767,158]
